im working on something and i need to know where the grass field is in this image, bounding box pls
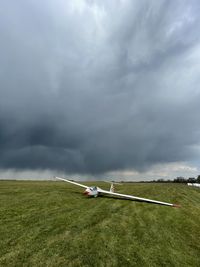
[0,181,200,267]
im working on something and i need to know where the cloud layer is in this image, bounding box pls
[0,0,200,175]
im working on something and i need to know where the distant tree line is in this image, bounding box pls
[173,175,200,183]
[150,175,200,183]
[120,175,200,183]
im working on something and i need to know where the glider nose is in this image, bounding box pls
[83,189,89,195]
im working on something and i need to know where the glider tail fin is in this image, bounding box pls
[110,183,115,192]
[104,180,122,192]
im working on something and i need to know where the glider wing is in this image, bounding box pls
[97,188,178,207]
[55,177,88,189]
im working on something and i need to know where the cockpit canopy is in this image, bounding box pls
[90,186,97,191]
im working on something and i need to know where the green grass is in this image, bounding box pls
[0,181,200,267]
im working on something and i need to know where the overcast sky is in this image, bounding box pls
[0,0,200,180]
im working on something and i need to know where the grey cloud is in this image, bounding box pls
[0,0,200,175]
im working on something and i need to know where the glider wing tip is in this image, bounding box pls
[172,204,181,208]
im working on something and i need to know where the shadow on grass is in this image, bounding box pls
[97,194,169,206]
[69,190,173,207]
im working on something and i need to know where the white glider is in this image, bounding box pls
[187,183,200,188]
[56,177,180,207]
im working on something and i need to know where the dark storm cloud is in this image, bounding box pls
[0,0,200,174]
